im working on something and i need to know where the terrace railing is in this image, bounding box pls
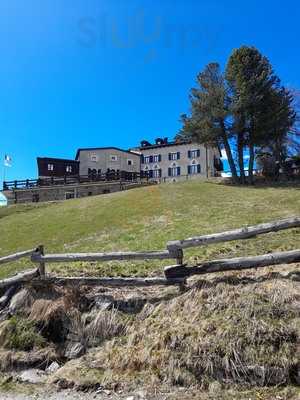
[3,171,149,191]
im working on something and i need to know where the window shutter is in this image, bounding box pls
[197,149,200,157]
[177,152,180,160]
[188,165,191,175]
[188,150,191,159]
[169,153,171,161]
[150,155,153,163]
[177,166,181,176]
[159,169,162,177]
[149,170,153,178]
[168,167,171,177]
[159,154,162,162]
[197,164,201,173]
[141,155,144,164]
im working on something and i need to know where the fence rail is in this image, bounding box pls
[0,217,300,290]
[166,217,300,251]
[3,171,149,191]
[0,249,36,265]
[31,250,175,263]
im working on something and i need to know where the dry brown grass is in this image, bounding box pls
[93,273,300,388]
[68,307,128,349]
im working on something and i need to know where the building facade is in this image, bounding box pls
[138,138,222,182]
[37,157,79,178]
[75,147,141,176]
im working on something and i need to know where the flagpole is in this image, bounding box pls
[2,160,6,190]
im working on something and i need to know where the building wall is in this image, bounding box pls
[37,158,79,178]
[139,142,219,182]
[77,148,141,176]
[3,181,150,205]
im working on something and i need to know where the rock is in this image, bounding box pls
[94,296,114,311]
[64,342,85,359]
[126,397,135,400]
[135,390,147,399]
[9,288,33,314]
[17,369,46,384]
[46,361,60,374]
[208,381,222,395]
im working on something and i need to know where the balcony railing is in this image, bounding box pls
[3,171,149,191]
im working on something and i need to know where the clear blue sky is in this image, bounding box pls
[0,0,299,183]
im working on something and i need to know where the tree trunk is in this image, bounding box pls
[237,132,246,184]
[220,122,239,183]
[248,142,255,184]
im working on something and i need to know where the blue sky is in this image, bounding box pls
[0,0,300,184]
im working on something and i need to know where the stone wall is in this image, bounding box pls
[3,181,148,205]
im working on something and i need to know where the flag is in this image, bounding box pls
[4,155,12,167]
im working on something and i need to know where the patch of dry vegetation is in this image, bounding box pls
[91,275,300,388]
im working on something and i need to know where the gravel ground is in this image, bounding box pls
[0,388,163,400]
[0,390,142,400]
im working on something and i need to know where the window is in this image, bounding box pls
[66,166,72,173]
[168,166,181,177]
[153,169,161,178]
[144,156,151,164]
[110,155,117,161]
[153,154,161,163]
[127,159,133,166]
[188,149,200,158]
[47,164,54,171]
[168,152,180,161]
[188,164,201,174]
[169,152,180,161]
[91,154,98,162]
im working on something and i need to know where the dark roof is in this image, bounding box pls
[75,147,139,160]
[139,140,191,151]
[37,157,79,164]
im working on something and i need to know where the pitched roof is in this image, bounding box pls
[37,157,79,164]
[75,147,139,160]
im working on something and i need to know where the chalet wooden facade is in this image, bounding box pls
[37,157,80,178]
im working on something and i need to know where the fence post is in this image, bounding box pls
[37,245,46,278]
[176,248,183,265]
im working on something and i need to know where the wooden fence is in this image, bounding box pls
[3,171,149,191]
[0,217,300,290]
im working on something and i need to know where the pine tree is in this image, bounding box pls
[179,63,239,182]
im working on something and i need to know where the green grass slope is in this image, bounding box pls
[1,181,300,279]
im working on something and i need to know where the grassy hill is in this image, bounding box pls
[0,180,300,398]
[1,180,300,279]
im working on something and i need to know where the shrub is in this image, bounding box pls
[3,316,46,351]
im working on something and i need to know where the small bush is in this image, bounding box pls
[4,316,46,351]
